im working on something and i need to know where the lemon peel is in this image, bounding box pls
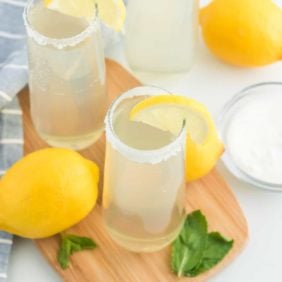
[130,95,224,181]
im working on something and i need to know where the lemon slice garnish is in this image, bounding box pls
[130,95,224,181]
[44,0,126,31]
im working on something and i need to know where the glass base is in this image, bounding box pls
[38,128,104,150]
[105,219,185,253]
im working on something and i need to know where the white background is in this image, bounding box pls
[7,0,282,281]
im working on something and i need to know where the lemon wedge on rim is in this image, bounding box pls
[44,0,126,31]
[130,95,224,181]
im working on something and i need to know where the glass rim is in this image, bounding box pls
[23,0,99,49]
[217,81,282,192]
[105,86,187,164]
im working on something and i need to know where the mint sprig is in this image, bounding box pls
[171,210,208,276]
[171,210,233,277]
[58,234,97,269]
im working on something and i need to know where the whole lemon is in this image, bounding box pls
[200,0,282,67]
[0,148,99,239]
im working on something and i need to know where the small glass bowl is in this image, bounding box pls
[217,82,282,192]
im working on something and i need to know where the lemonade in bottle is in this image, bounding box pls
[124,0,198,73]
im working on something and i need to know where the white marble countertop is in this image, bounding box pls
[7,2,282,281]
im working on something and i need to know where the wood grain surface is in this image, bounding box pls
[18,59,248,282]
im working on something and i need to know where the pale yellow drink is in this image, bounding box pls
[103,87,186,252]
[24,0,107,150]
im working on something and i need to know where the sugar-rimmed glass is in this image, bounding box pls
[23,0,107,150]
[103,86,187,252]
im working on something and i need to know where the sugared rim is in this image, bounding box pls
[105,86,186,164]
[217,82,282,192]
[23,0,99,49]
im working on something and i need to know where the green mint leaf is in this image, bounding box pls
[171,210,208,276]
[65,235,97,250]
[188,232,234,277]
[57,234,97,269]
[58,237,72,269]
[171,211,234,278]
[171,238,191,277]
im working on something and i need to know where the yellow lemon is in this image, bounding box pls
[200,0,282,67]
[44,0,126,31]
[0,148,99,239]
[130,95,224,181]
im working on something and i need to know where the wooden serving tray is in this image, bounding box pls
[19,59,248,282]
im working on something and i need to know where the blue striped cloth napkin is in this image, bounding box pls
[0,0,28,281]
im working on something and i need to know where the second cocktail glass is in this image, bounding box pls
[24,0,107,150]
[103,86,187,252]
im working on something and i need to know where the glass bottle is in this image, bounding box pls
[124,0,198,73]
